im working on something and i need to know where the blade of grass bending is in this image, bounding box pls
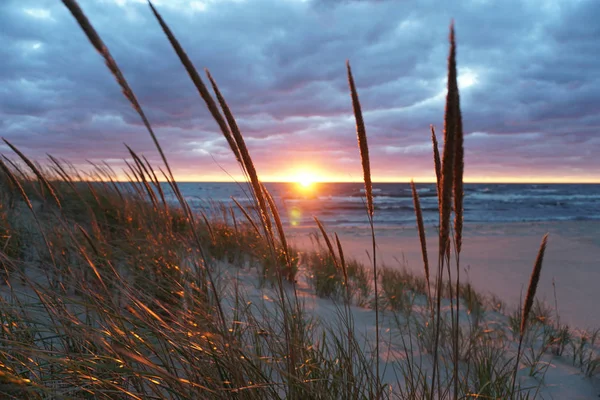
[205,70,273,238]
[198,210,214,242]
[132,157,159,209]
[47,155,76,189]
[0,158,60,287]
[262,184,294,281]
[145,5,296,385]
[48,155,102,226]
[142,154,168,210]
[123,164,146,200]
[101,160,119,180]
[147,0,273,246]
[75,223,100,256]
[60,1,173,181]
[204,65,300,382]
[1,156,28,182]
[126,145,159,209]
[61,0,228,339]
[231,197,261,237]
[3,139,62,209]
[334,233,349,294]
[410,180,432,306]
[0,159,33,211]
[512,233,549,396]
[146,1,241,165]
[126,146,156,191]
[313,217,340,271]
[204,67,303,388]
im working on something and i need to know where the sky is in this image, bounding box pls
[1,0,599,183]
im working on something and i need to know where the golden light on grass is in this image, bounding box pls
[4,4,586,397]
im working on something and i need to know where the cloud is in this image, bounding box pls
[0,0,598,181]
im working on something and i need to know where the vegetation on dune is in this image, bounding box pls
[0,1,598,399]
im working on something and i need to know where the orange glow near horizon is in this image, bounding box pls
[282,167,324,190]
[97,169,600,184]
[106,175,600,184]
[69,157,600,184]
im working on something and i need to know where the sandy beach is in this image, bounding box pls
[288,220,600,329]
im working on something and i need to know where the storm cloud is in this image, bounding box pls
[1,0,598,181]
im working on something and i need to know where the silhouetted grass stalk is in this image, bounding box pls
[450,23,465,400]
[346,60,381,397]
[512,234,549,396]
[410,180,432,308]
[430,23,460,399]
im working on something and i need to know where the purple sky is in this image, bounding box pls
[1,0,599,182]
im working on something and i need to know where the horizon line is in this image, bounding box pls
[78,180,600,184]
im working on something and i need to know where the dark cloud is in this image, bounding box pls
[0,0,598,181]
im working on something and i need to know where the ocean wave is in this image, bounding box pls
[466,214,600,223]
[467,192,600,202]
[169,182,600,227]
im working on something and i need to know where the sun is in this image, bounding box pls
[297,173,315,189]
[289,168,320,190]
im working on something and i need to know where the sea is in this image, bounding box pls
[166,182,600,228]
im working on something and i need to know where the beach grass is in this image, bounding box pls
[0,1,598,399]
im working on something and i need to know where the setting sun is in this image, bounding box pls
[297,173,315,188]
[286,168,321,189]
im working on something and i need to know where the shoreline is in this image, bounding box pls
[288,220,600,329]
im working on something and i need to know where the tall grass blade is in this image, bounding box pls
[146,1,242,165]
[142,154,168,209]
[346,60,380,396]
[450,28,465,398]
[125,145,159,209]
[410,180,432,303]
[512,233,549,396]
[205,70,273,238]
[262,183,294,281]
[346,62,374,218]
[313,217,340,271]
[452,105,464,256]
[431,125,442,205]
[439,23,458,262]
[60,0,175,184]
[521,234,549,336]
[231,197,261,236]
[431,22,459,399]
